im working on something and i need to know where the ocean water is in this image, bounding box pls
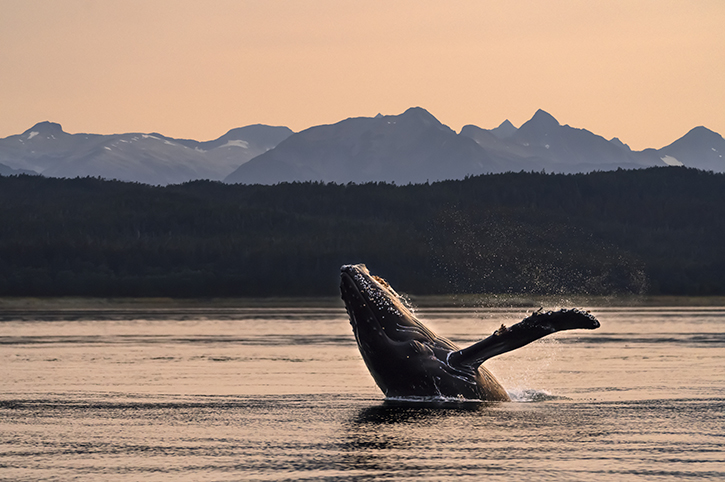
[1,304,723,480]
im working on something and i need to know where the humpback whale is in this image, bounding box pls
[340,264,600,401]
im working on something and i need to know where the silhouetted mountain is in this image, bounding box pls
[3,109,723,185]
[638,126,725,172]
[508,109,656,172]
[0,162,36,176]
[490,119,517,139]
[0,122,292,185]
[458,124,531,172]
[609,137,631,151]
[460,110,655,173]
[224,107,502,184]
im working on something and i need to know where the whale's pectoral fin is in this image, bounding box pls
[448,309,600,369]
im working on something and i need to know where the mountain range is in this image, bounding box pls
[1,108,723,185]
[0,122,292,185]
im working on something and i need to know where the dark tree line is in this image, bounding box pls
[1,167,723,297]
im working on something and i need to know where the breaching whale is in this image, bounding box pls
[340,264,600,401]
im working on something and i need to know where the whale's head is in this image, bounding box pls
[340,264,446,348]
[339,264,506,399]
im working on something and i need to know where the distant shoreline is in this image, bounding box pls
[2,295,724,312]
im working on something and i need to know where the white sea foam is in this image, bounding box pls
[507,388,569,402]
[385,395,485,404]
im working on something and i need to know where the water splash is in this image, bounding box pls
[507,388,570,402]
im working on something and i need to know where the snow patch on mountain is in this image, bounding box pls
[219,140,249,149]
[661,155,683,166]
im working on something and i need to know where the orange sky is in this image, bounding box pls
[1,0,723,150]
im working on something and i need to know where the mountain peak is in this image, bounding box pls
[514,109,561,142]
[23,121,65,136]
[490,119,517,139]
[680,126,723,143]
[529,109,560,127]
[217,124,293,144]
[398,106,441,126]
[609,137,631,151]
[497,119,516,130]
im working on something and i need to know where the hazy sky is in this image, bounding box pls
[1,0,723,150]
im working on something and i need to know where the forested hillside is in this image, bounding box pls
[1,167,723,297]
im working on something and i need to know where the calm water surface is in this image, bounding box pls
[1,304,723,480]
